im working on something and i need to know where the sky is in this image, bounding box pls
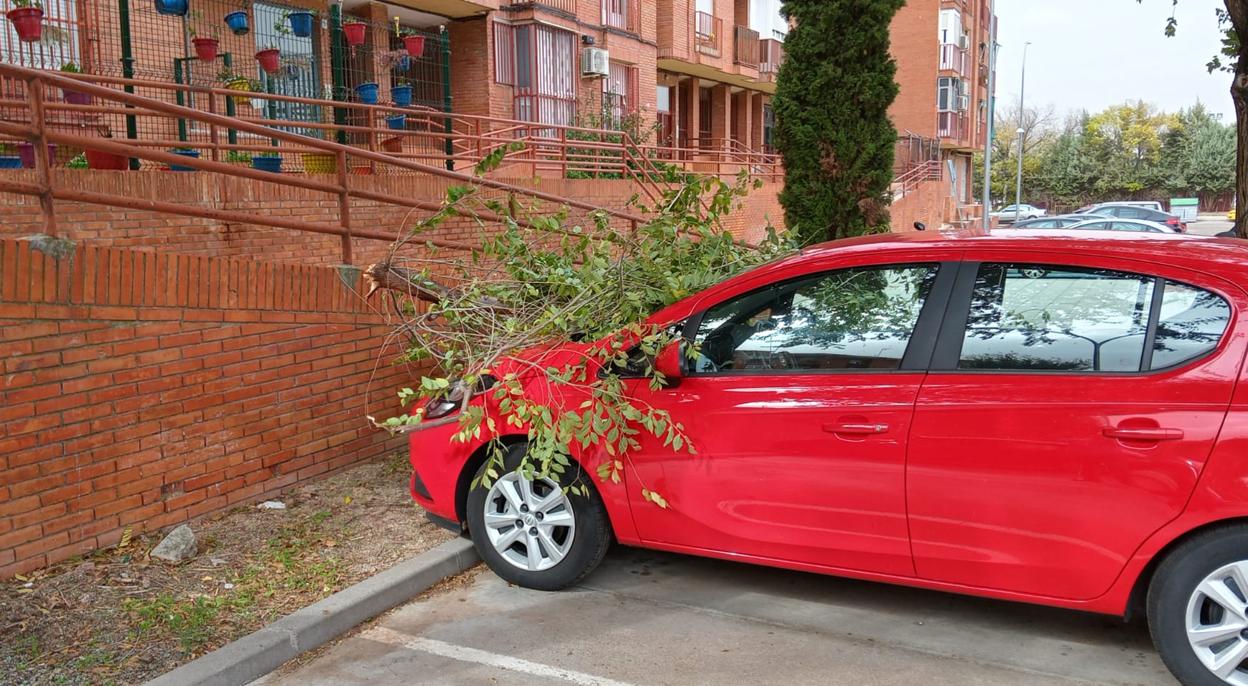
[992,0,1234,122]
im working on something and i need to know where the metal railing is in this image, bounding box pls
[938,111,967,140]
[734,26,760,69]
[695,12,722,54]
[759,39,784,78]
[939,44,969,77]
[602,0,637,31]
[891,159,943,200]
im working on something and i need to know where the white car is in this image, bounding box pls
[991,204,1046,222]
[1065,218,1180,234]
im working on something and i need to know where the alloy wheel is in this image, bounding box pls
[1186,561,1248,684]
[481,471,576,572]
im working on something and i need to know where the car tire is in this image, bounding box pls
[465,441,612,591]
[1148,525,1248,686]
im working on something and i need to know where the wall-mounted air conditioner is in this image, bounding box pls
[581,48,609,77]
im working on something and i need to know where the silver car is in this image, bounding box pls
[1066,218,1180,233]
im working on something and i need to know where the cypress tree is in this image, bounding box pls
[774,0,905,244]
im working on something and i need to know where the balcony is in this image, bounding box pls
[602,0,637,32]
[696,11,722,55]
[759,38,784,81]
[939,44,968,77]
[938,110,967,140]
[734,26,760,69]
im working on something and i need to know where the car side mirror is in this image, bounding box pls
[913,222,926,232]
[654,341,684,387]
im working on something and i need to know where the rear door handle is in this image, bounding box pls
[825,422,890,435]
[1103,427,1184,442]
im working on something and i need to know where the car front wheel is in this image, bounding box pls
[465,442,612,591]
[1149,526,1248,686]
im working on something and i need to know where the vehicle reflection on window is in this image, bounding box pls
[692,265,939,373]
[1150,282,1230,369]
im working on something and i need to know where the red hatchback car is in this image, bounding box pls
[409,230,1248,686]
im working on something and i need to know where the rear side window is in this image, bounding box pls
[957,264,1231,373]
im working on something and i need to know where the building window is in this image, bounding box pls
[494,21,515,85]
[603,0,636,31]
[510,24,577,127]
[939,9,964,45]
[937,77,964,111]
[602,61,638,129]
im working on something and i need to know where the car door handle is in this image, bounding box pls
[825,422,890,435]
[1103,427,1185,442]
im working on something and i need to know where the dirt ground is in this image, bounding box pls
[0,452,453,686]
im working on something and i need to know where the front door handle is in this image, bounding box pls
[1103,427,1184,442]
[825,422,890,436]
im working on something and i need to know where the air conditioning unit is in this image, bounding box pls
[957,94,970,111]
[958,34,970,50]
[581,47,609,77]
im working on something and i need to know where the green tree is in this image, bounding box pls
[774,0,904,244]
[1178,104,1237,195]
[1035,115,1096,207]
[1082,101,1177,196]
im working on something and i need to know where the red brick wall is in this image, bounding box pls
[0,237,411,578]
[890,0,940,139]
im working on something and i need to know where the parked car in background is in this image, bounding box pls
[1075,204,1187,232]
[409,230,1248,686]
[1066,218,1181,234]
[1229,207,1236,221]
[1010,214,1108,229]
[991,204,1047,223]
[1078,201,1166,214]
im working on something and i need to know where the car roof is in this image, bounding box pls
[787,230,1248,282]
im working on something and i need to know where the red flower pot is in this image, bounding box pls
[402,34,425,57]
[342,21,367,47]
[255,48,281,74]
[85,149,129,171]
[192,37,219,62]
[6,7,44,43]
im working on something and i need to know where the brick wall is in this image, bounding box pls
[0,237,411,578]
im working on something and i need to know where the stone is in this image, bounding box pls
[151,525,197,564]
[257,501,286,510]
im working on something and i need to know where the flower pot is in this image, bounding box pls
[85,149,129,170]
[301,152,336,174]
[169,149,200,171]
[154,0,188,17]
[386,114,406,130]
[287,11,314,38]
[354,82,378,104]
[342,21,367,47]
[192,37,219,62]
[224,10,249,35]
[402,34,425,58]
[391,85,413,107]
[395,55,411,71]
[224,79,251,104]
[7,7,43,42]
[62,89,93,106]
[255,48,281,74]
[0,156,22,169]
[251,156,282,173]
[17,142,56,169]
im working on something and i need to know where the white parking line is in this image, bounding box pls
[366,626,639,686]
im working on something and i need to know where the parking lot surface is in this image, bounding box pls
[255,547,1176,686]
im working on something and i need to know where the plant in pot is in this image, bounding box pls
[391,76,413,107]
[188,14,220,62]
[342,19,367,47]
[154,0,188,18]
[399,28,425,58]
[255,44,281,74]
[218,69,259,106]
[58,62,93,105]
[386,112,406,130]
[224,5,249,35]
[251,149,282,173]
[284,9,314,38]
[84,126,130,170]
[224,150,252,165]
[6,0,44,43]
[354,81,379,104]
[168,146,200,171]
[0,143,21,169]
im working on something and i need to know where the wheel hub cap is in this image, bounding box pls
[1186,561,1248,685]
[481,472,575,572]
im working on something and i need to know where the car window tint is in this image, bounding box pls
[1150,282,1231,369]
[1023,220,1058,228]
[959,264,1155,372]
[1077,222,1110,230]
[1111,221,1152,232]
[692,265,938,373]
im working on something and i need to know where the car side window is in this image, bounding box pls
[959,264,1155,372]
[691,264,939,374]
[1078,221,1111,230]
[1118,207,1145,219]
[1150,282,1231,369]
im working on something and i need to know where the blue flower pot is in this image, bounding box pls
[0,156,21,169]
[386,114,406,130]
[287,11,314,38]
[392,85,413,107]
[169,149,199,171]
[154,0,188,17]
[224,10,249,35]
[354,82,378,104]
[251,156,283,173]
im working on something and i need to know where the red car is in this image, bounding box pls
[410,230,1248,686]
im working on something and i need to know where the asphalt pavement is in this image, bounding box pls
[254,546,1176,686]
[1187,216,1233,236]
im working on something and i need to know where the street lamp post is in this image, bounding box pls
[981,1,997,231]
[1014,42,1030,224]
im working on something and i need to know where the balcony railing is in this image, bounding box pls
[602,0,637,32]
[759,38,784,78]
[938,110,967,140]
[734,26,760,69]
[939,44,969,77]
[536,0,578,12]
[696,12,722,54]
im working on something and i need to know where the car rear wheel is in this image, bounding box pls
[465,442,611,591]
[1149,526,1248,686]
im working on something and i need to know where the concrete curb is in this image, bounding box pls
[144,537,479,686]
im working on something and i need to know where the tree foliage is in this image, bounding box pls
[774,0,904,245]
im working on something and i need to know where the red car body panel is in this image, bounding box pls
[408,231,1248,617]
